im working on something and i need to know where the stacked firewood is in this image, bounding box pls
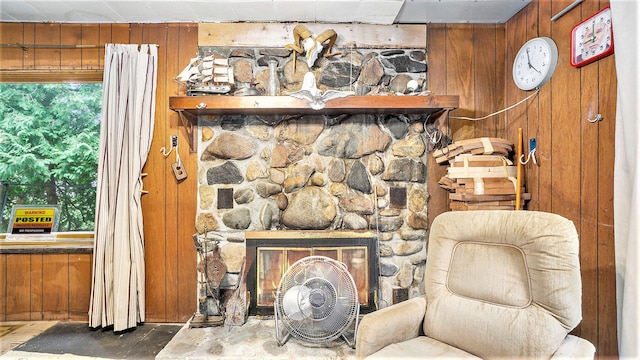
[435,137,529,210]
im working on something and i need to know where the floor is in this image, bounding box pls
[0,318,356,360]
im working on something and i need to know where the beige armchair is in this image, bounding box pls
[356,210,595,359]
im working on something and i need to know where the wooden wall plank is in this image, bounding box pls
[34,23,61,69]
[0,254,6,321]
[42,254,69,320]
[81,24,101,69]
[6,254,31,321]
[22,23,35,70]
[596,31,618,357]
[473,24,500,138]
[199,23,426,49]
[575,0,601,343]
[176,23,199,322]
[0,23,25,69]
[60,24,82,69]
[445,24,475,141]
[29,254,43,320]
[68,254,92,321]
[505,7,527,145]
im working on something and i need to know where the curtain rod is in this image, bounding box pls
[1,43,159,51]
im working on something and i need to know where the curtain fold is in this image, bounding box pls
[89,44,158,331]
[611,1,639,358]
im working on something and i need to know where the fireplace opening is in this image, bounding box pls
[245,230,378,315]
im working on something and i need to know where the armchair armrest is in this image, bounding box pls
[355,295,427,359]
[550,335,596,360]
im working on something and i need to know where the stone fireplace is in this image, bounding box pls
[188,41,441,320]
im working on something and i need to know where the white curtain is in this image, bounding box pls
[89,44,158,331]
[611,1,640,358]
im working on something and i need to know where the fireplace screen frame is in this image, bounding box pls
[245,230,379,316]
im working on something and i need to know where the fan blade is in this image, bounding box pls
[282,285,312,321]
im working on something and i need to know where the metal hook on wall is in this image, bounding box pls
[587,114,603,123]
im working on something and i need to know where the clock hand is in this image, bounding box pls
[526,48,533,68]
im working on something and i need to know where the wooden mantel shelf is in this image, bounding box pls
[168,95,459,152]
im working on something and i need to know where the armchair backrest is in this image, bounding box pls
[424,210,583,359]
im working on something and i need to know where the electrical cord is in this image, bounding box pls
[449,89,540,121]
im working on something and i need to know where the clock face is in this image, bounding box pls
[512,37,558,91]
[571,7,614,67]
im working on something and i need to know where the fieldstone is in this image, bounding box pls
[270,168,286,184]
[347,161,372,194]
[318,62,361,88]
[384,115,409,139]
[195,213,220,233]
[381,55,427,73]
[329,183,347,197]
[278,116,325,145]
[220,116,245,131]
[245,122,272,141]
[342,213,368,230]
[374,182,388,197]
[379,243,393,257]
[341,49,364,67]
[220,243,245,272]
[232,59,254,83]
[358,57,384,86]
[410,50,426,62]
[365,154,384,175]
[409,249,427,265]
[409,121,424,133]
[407,212,429,230]
[201,132,256,160]
[246,160,268,181]
[276,193,288,210]
[379,208,402,217]
[328,159,346,182]
[380,261,399,276]
[378,232,394,242]
[255,180,283,198]
[283,59,310,87]
[199,185,215,209]
[397,261,414,288]
[339,193,374,215]
[259,48,292,57]
[307,153,326,172]
[317,116,391,159]
[281,187,336,230]
[399,229,425,241]
[230,48,254,58]
[388,74,413,94]
[381,159,426,182]
[409,187,428,212]
[207,162,244,184]
[270,143,304,168]
[310,173,326,186]
[233,188,254,204]
[377,198,389,208]
[392,241,423,256]
[381,49,404,56]
[222,207,251,230]
[202,127,215,141]
[372,216,403,232]
[393,134,425,157]
[227,236,245,243]
[284,164,314,193]
[260,201,279,230]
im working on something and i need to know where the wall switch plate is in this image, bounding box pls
[171,162,187,181]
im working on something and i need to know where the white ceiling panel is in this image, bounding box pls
[0,0,531,24]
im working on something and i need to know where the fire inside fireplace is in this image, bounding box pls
[245,230,378,315]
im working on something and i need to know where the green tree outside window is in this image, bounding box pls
[0,83,102,232]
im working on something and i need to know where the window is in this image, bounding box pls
[0,82,102,233]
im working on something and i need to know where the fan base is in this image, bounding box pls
[189,313,225,328]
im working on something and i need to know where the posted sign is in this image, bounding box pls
[9,205,60,234]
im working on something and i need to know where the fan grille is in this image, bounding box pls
[275,256,359,343]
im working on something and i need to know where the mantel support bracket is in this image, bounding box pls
[176,110,198,153]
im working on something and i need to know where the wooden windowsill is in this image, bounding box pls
[0,232,94,254]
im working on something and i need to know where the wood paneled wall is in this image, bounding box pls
[426,0,617,357]
[1,3,618,356]
[0,22,199,323]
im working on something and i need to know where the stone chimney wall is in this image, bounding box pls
[195,45,430,308]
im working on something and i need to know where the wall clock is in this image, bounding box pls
[512,37,559,91]
[571,6,614,68]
